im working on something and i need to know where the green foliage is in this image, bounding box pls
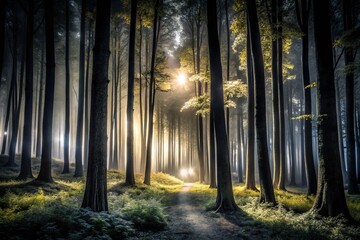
[181,94,210,116]
[304,82,317,89]
[0,204,134,239]
[291,114,313,121]
[121,198,168,230]
[334,26,360,49]
[181,80,248,116]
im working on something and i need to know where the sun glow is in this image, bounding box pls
[177,73,186,85]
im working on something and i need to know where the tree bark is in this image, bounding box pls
[74,0,87,177]
[126,0,138,186]
[295,0,317,195]
[245,21,257,190]
[343,0,359,195]
[18,0,35,179]
[207,0,238,212]
[36,0,56,183]
[81,0,111,212]
[144,0,161,185]
[310,0,351,218]
[62,0,70,174]
[247,0,276,204]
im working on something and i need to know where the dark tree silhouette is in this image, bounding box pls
[37,0,56,183]
[295,0,317,195]
[247,0,276,204]
[144,0,161,186]
[62,0,70,174]
[207,0,238,212]
[245,20,257,191]
[81,0,111,212]
[125,0,137,186]
[18,0,35,180]
[74,0,86,177]
[310,0,351,218]
[343,0,359,195]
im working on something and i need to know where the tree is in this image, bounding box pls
[125,0,138,186]
[62,0,70,174]
[81,0,111,212]
[144,0,163,185]
[207,0,238,212]
[36,0,56,183]
[246,0,276,204]
[310,0,351,218]
[343,0,359,195]
[0,0,5,88]
[74,0,86,177]
[245,20,257,191]
[18,0,35,180]
[295,0,317,195]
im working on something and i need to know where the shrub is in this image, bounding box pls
[120,198,168,230]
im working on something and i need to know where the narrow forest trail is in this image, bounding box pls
[135,183,253,240]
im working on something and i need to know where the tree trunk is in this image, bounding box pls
[247,0,276,204]
[277,0,286,191]
[207,0,238,212]
[144,0,161,185]
[74,0,86,177]
[209,110,217,188]
[245,21,257,190]
[310,0,351,218]
[126,0,137,186]
[81,0,111,212]
[36,0,56,183]
[62,0,70,174]
[295,0,317,195]
[6,25,23,167]
[237,99,243,183]
[271,0,280,188]
[36,42,45,158]
[18,0,35,179]
[84,20,93,170]
[343,0,359,195]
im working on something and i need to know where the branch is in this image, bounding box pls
[334,48,345,70]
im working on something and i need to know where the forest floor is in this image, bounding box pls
[1,155,360,239]
[135,183,244,240]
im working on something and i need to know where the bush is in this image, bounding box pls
[120,198,168,230]
[0,204,134,239]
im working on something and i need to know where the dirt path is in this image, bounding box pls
[136,183,245,240]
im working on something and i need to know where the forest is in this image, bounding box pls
[0,0,360,239]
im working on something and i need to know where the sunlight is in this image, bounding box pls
[177,73,186,85]
[180,168,188,178]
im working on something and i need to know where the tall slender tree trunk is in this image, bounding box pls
[144,0,161,185]
[37,0,56,183]
[209,110,216,188]
[36,42,45,158]
[207,0,238,212]
[295,0,317,195]
[247,0,276,204]
[237,100,243,183]
[126,0,138,186]
[18,0,35,179]
[81,0,111,212]
[84,20,93,170]
[277,0,286,191]
[343,0,359,195]
[74,0,87,177]
[310,0,351,218]
[6,24,23,167]
[271,0,280,188]
[63,0,70,174]
[245,21,257,190]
